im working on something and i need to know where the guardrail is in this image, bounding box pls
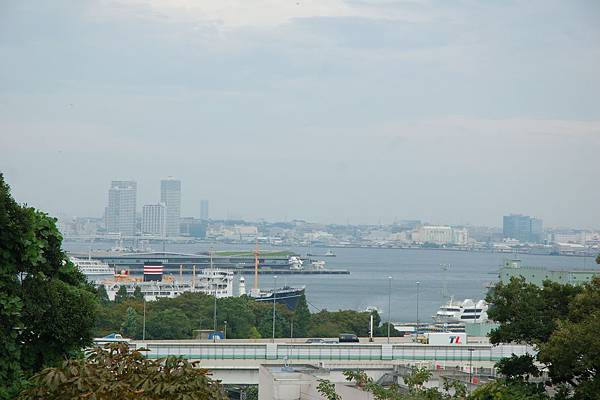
[132,342,533,362]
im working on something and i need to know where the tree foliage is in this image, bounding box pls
[486,277,581,345]
[293,293,311,338]
[114,285,130,304]
[18,343,228,400]
[485,266,600,399]
[0,174,97,399]
[469,379,549,400]
[317,367,467,400]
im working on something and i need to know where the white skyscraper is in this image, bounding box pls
[142,203,166,236]
[161,178,181,237]
[105,181,137,235]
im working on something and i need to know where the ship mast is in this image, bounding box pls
[253,239,259,290]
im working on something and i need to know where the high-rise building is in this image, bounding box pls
[142,203,166,236]
[105,181,137,235]
[200,199,209,220]
[161,178,181,237]
[503,214,543,243]
[530,218,544,243]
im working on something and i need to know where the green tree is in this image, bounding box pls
[293,294,311,337]
[486,277,581,345]
[317,380,341,400]
[318,368,466,400]
[0,174,97,398]
[248,326,261,339]
[378,322,403,337]
[18,343,227,400]
[308,309,372,337]
[97,284,110,304]
[495,354,540,381]
[469,379,549,400]
[133,285,144,301]
[114,285,130,304]
[537,277,600,398]
[121,306,141,339]
[486,271,600,397]
[146,308,192,339]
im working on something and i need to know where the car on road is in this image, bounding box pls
[305,338,325,344]
[338,333,359,343]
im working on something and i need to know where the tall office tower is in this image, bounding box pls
[200,199,209,220]
[105,181,137,235]
[142,203,166,236]
[503,214,544,243]
[530,218,544,243]
[161,178,181,237]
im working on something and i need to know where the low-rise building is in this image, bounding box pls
[258,364,376,400]
[499,259,600,286]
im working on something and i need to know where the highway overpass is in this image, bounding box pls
[125,340,533,385]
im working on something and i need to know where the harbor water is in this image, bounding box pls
[64,242,596,322]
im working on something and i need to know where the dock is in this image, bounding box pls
[234,268,350,275]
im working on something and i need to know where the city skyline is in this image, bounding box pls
[6,174,594,230]
[2,1,600,228]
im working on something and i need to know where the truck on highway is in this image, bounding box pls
[424,332,466,345]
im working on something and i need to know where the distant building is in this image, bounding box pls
[179,217,206,238]
[142,203,166,236]
[412,226,453,244]
[161,178,181,237]
[105,181,137,235]
[499,259,599,286]
[200,199,209,220]
[452,228,469,245]
[502,214,543,243]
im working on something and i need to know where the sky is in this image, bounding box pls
[1,0,599,228]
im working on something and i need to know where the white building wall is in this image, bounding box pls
[142,203,166,236]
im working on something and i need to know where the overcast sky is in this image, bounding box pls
[1,0,599,228]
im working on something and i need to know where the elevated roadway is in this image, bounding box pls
[125,339,533,385]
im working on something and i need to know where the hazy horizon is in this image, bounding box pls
[1,1,599,228]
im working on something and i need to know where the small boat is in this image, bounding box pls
[307,250,336,257]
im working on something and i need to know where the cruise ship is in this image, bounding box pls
[70,257,115,283]
[102,266,234,301]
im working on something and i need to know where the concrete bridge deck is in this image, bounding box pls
[121,339,533,384]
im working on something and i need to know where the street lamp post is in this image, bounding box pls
[142,297,146,341]
[416,281,420,336]
[211,249,217,343]
[387,276,392,344]
[468,348,474,387]
[272,275,278,342]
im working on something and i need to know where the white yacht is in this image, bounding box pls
[70,257,114,283]
[288,256,304,270]
[433,297,489,324]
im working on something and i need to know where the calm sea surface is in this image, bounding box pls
[64,242,597,322]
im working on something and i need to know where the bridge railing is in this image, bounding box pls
[134,342,533,362]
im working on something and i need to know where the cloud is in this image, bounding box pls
[108,0,431,28]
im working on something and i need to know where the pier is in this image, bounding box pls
[234,268,350,275]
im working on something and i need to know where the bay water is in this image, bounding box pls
[64,242,596,322]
